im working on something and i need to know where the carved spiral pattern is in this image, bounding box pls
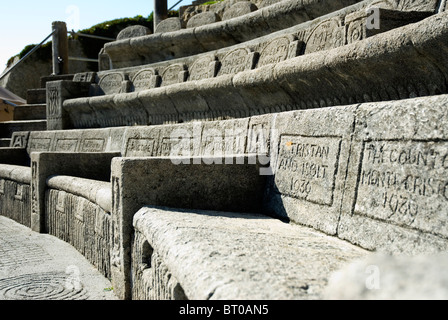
[0,273,88,300]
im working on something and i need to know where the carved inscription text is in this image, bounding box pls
[355,140,448,236]
[275,135,341,206]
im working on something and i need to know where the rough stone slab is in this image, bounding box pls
[324,253,448,300]
[26,89,47,104]
[113,92,148,126]
[232,63,295,112]
[257,35,300,67]
[137,87,178,125]
[73,72,97,83]
[53,131,82,152]
[30,152,119,233]
[199,118,250,157]
[0,120,46,139]
[62,10,448,130]
[188,55,220,81]
[123,122,202,157]
[12,104,47,121]
[79,127,126,153]
[0,164,31,184]
[186,11,220,28]
[98,73,127,95]
[345,9,432,44]
[217,47,257,76]
[104,0,363,67]
[265,105,357,235]
[10,131,30,149]
[160,64,188,87]
[165,82,210,120]
[46,80,91,131]
[376,0,441,12]
[339,95,448,254]
[222,1,258,20]
[63,97,96,129]
[130,68,160,92]
[110,155,269,299]
[194,75,249,119]
[155,17,182,33]
[117,25,151,41]
[132,206,368,300]
[46,175,112,213]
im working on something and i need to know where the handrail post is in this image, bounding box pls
[52,21,69,75]
[154,0,168,30]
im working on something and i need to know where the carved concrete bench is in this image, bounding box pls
[42,154,267,298]
[32,117,268,287]
[48,10,446,131]
[104,0,365,68]
[91,2,432,95]
[131,206,368,300]
[104,0,444,68]
[124,94,448,300]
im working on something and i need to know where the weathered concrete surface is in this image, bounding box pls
[325,253,448,300]
[104,0,363,67]
[133,206,368,300]
[0,215,117,300]
[57,9,447,130]
[110,155,268,299]
[339,95,448,254]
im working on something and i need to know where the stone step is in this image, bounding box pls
[0,120,46,139]
[0,139,11,148]
[13,104,46,121]
[26,89,46,104]
[40,74,74,88]
[132,206,368,299]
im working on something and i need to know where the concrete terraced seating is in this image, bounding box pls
[104,0,364,68]
[0,128,124,229]
[1,0,448,301]
[2,94,448,299]
[47,0,445,131]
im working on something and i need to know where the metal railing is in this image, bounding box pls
[1,1,189,80]
[68,30,115,64]
[169,0,184,11]
[0,30,56,81]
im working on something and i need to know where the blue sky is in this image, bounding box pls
[0,0,187,71]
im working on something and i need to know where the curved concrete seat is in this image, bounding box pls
[0,164,31,184]
[45,175,113,278]
[104,0,363,68]
[62,11,448,129]
[132,206,368,300]
[46,175,112,213]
